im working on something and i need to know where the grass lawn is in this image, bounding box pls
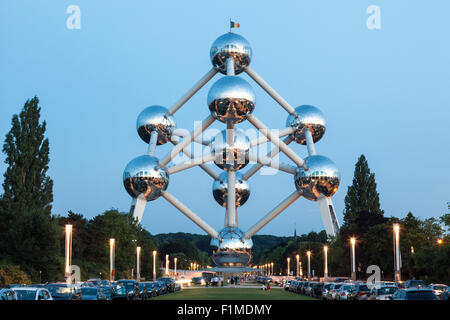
[152,288,317,300]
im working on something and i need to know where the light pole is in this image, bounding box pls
[350,237,356,281]
[271,262,274,276]
[109,238,115,282]
[65,224,73,284]
[287,257,290,276]
[153,250,157,280]
[165,254,169,275]
[296,254,300,278]
[174,257,178,277]
[300,261,303,277]
[306,251,311,280]
[393,224,401,282]
[136,246,141,282]
[323,245,328,280]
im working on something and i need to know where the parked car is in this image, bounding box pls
[404,280,426,289]
[311,282,324,298]
[304,282,316,296]
[115,280,139,300]
[192,277,205,285]
[288,280,297,292]
[326,283,343,300]
[368,286,398,300]
[12,287,53,300]
[283,280,291,290]
[351,284,371,300]
[0,288,17,300]
[80,287,107,300]
[336,284,355,300]
[391,288,438,300]
[142,282,158,297]
[45,283,81,300]
[321,283,332,299]
[158,277,176,293]
[427,284,448,299]
[98,285,115,300]
[175,276,192,287]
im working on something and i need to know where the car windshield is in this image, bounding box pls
[334,284,342,289]
[406,291,437,300]
[81,288,97,295]
[433,285,446,291]
[358,285,369,291]
[101,287,112,295]
[14,290,36,300]
[408,280,425,287]
[47,286,71,296]
[342,285,353,290]
[380,287,397,295]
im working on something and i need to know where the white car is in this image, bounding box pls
[368,286,398,300]
[336,284,355,300]
[12,287,53,300]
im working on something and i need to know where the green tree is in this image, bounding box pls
[343,154,383,228]
[0,97,60,282]
[0,265,31,286]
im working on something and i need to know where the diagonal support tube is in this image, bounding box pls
[166,153,215,175]
[243,190,302,239]
[247,154,298,174]
[159,115,215,168]
[161,190,219,239]
[247,114,307,169]
[249,127,294,147]
[243,135,294,180]
[166,68,218,116]
[147,131,158,156]
[170,137,220,180]
[304,128,317,156]
[245,66,297,115]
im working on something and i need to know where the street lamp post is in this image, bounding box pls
[287,257,290,276]
[350,237,356,281]
[174,257,178,276]
[296,254,300,278]
[65,224,73,284]
[324,246,328,280]
[165,254,169,275]
[306,251,311,280]
[109,238,115,282]
[393,224,401,282]
[153,250,157,280]
[136,246,141,282]
[271,262,274,276]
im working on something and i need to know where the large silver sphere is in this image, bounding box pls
[212,172,250,207]
[294,155,340,201]
[207,76,255,124]
[210,128,250,170]
[286,105,326,145]
[123,155,169,201]
[136,105,176,145]
[210,33,252,75]
[210,227,253,250]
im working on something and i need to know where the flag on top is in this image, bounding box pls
[230,20,240,29]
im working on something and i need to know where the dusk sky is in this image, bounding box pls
[1,1,449,237]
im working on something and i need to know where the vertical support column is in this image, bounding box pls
[148,131,158,156]
[304,129,317,156]
[110,238,115,282]
[226,122,238,227]
[130,194,147,223]
[226,57,235,76]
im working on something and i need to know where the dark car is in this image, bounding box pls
[81,287,107,300]
[98,285,114,300]
[404,280,426,289]
[142,282,159,297]
[0,288,17,300]
[392,288,438,300]
[115,280,139,300]
[311,282,324,298]
[192,277,205,285]
[45,283,82,300]
[351,284,371,300]
[158,277,176,293]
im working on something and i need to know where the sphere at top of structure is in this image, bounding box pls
[210,128,250,170]
[210,32,252,75]
[136,105,176,145]
[210,227,253,250]
[212,171,250,208]
[207,76,255,124]
[286,105,326,145]
[123,155,169,201]
[294,155,340,201]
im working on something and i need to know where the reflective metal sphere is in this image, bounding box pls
[207,76,255,124]
[212,172,250,207]
[294,155,340,201]
[210,128,250,170]
[210,33,252,75]
[286,105,326,145]
[136,105,176,145]
[123,155,169,201]
[210,227,253,250]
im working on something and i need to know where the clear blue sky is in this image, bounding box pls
[1,1,449,236]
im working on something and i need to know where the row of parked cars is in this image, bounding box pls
[284,278,448,300]
[0,277,181,300]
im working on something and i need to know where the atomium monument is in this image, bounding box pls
[123,32,341,270]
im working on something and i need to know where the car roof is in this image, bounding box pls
[12,287,42,291]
